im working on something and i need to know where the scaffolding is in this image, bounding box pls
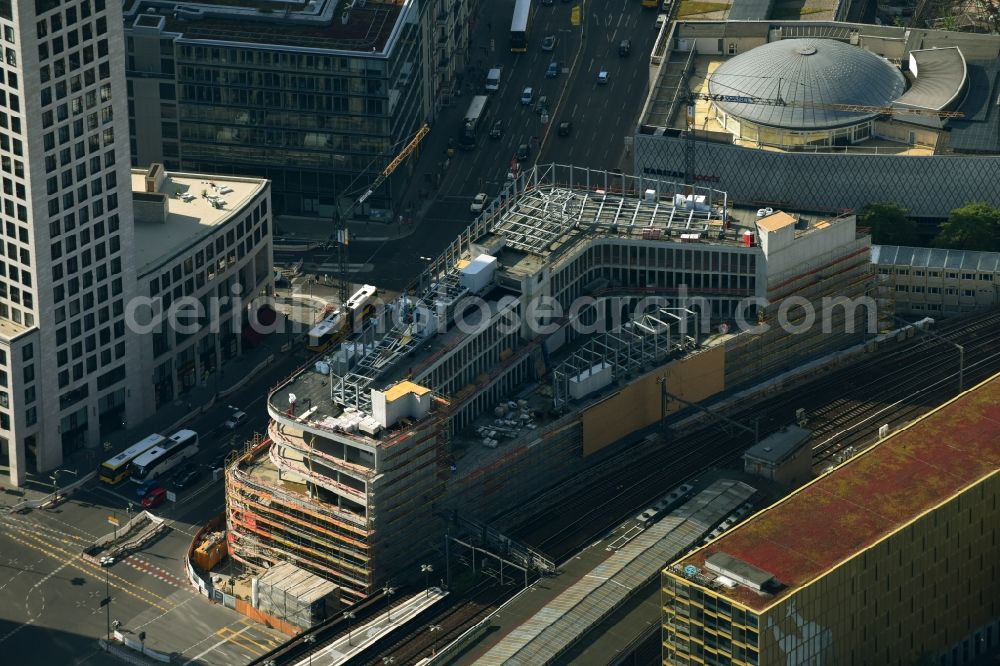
[552,308,699,409]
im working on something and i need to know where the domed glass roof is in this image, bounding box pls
[708,38,907,130]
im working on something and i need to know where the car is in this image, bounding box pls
[516,144,530,161]
[223,408,247,430]
[135,479,160,499]
[173,467,201,490]
[546,61,559,78]
[619,39,631,57]
[541,35,556,52]
[597,70,609,85]
[534,96,548,114]
[142,486,167,509]
[489,120,503,139]
[520,87,533,105]
[470,193,488,214]
[655,14,668,30]
[210,451,231,471]
[558,121,572,136]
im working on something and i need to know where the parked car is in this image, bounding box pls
[142,486,167,509]
[655,14,668,30]
[619,39,631,57]
[223,408,247,430]
[597,70,609,85]
[546,61,559,78]
[520,87,534,105]
[542,35,556,51]
[558,121,573,136]
[470,193,488,214]
[489,120,503,139]
[516,143,530,161]
[135,479,160,499]
[535,96,548,114]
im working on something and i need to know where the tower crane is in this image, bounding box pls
[681,90,964,186]
[332,123,430,304]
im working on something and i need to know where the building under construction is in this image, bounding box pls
[225,164,876,599]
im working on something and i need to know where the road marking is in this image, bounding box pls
[184,624,254,664]
[216,625,270,656]
[5,528,173,612]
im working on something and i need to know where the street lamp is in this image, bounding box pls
[343,610,356,646]
[49,468,78,501]
[382,658,395,665]
[428,624,442,656]
[102,567,112,649]
[420,564,433,596]
[383,584,396,622]
[303,634,316,666]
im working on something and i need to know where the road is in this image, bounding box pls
[337,0,661,293]
[0,349,314,665]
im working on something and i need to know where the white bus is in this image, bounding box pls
[460,95,491,150]
[99,433,167,485]
[131,429,200,482]
[510,0,532,52]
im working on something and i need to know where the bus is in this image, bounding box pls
[459,95,491,150]
[510,0,531,52]
[99,433,167,485]
[641,0,658,7]
[130,429,200,483]
[306,311,346,353]
[307,285,378,353]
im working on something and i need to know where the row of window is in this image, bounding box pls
[882,267,996,281]
[175,44,387,76]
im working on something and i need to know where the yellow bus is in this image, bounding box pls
[99,433,166,485]
[641,0,658,7]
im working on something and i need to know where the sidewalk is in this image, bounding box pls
[3,332,293,505]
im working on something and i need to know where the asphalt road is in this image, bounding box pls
[0,350,314,665]
[339,0,660,293]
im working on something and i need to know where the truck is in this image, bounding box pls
[485,67,502,92]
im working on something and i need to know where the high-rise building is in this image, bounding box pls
[0,0,142,484]
[662,373,1000,666]
[121,0,474,220]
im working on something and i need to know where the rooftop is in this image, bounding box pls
[126,0,405,53]
[872,244,1000,272]
[132,169,267,277]
[673,371,1000,612]
[742,425,811,464]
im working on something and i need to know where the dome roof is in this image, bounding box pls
[708,38,907,130]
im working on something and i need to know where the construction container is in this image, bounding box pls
[459,254,498,295]
[255,562,340,630]
[193,532,227,571]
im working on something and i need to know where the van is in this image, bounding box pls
[485,67,501,92]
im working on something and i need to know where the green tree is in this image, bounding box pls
[933,201,1000,251]
[860,202,919,246]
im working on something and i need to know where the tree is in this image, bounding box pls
[859,202,919,246]
[933,201,1000,251]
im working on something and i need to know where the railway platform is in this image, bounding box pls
[287,588,447,666]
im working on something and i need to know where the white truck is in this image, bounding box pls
[485,67,502,92]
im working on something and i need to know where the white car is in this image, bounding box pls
[655,14,668,30]
[223,410,247,430]
[597,70,609,85]
[541,35,556,51]
[520,87,534,105]
[470,193,488,214]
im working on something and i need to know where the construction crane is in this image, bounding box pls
[681,90,964,186]
[332,123,430,304]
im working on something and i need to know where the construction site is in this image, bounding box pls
[224,164,878,603]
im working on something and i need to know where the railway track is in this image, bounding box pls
[364,580,510,665]
[509,310,1000,562]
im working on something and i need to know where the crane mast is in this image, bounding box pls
[332,124,430,304]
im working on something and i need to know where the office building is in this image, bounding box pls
[663,373,1000,666]
[0,0,142,484]
[224,164,876,598]
[873,245,1000,316]
[131,163,272,414]
[636,20,1000,218]
[123,0,473,220]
